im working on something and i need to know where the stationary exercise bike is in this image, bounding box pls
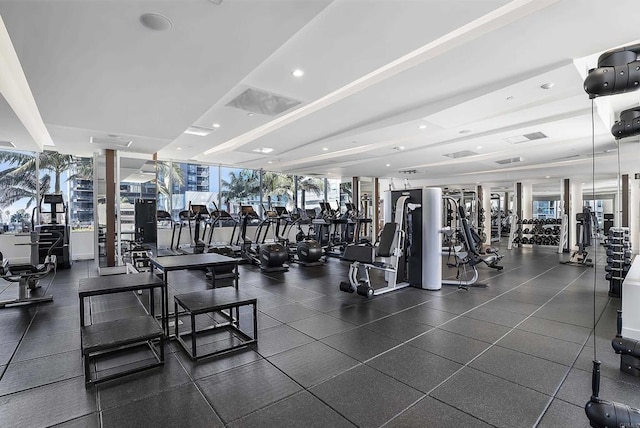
[0,230,61,308]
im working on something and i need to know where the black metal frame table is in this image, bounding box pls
[174,288,257,360]
[78,272,165,384]
[148,253,239,336]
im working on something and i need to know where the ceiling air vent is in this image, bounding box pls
[0,140,16,148]
[505,131,548,144]
[226,88,301,116]
[90,136,132,148]
[443,150,477,159]
[398,169,418,174]
[495,157,522,165]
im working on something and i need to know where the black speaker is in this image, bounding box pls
[584,43,640,98]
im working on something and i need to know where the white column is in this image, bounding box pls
[422,187,442,290]
[570,182,583,248]
[630,177,639,255]
[522,182,533,220]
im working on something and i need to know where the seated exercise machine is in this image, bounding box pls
[239,205,288,272]
[561,206,594,267]
[457,205,504,271]
[0,230,61,308]
[340,187,503,298]
[339,195,411,297]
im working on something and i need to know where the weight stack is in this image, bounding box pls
[606,227,632,298]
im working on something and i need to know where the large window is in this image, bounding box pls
[296,176,324,211]
[220,167,260,216]
[0,149,37,233]
[262,171,294,212]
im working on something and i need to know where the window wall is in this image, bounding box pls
[0,149,94,233]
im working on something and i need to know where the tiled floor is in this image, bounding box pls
[0,245,639,427]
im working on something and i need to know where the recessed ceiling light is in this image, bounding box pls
[252,147,274,154]
[247,113,254,117]
[418,124,427,130]
[459,129,472,134]
[540,82,555,90]
[476,145,483,150]
[393,146,405,151]
[292,68,305,77]
[506,96,514,101]
[212,123,221,128]
[386,164,391,167]
[184,126,215,136]
[176,147,182,150]
[268,161,273,164]
[322,147,328,151]
[545,175,550,178]
[140,13,173,31]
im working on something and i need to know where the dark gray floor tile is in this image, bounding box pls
[431,367,550,428]
[51,412,100,428]
[465,306,528,328]
[533,305,595,328]
[537,398,587,428]
[573,346,635,383]
[321,326,401,362]
[0,350,82,395]
[298,295,354,313]
[251,324,314,358]
[97,353,190,410]
[388,305,457,327]
[367,344,462,393]
[197,359,302,423]
[362,312,433,341]
[24,315,79,339]
[176,347,262,380]
[516,316,592,344]
[254,293,294,310]
[500,290,551,305]
[387,396,492,427]
[268,341,358,388]
[484,296,541,315]
[310,364,423,427]
[229,390,355,428]
[288,314,356,339]
[326,304,389,325]
[101,383,222,428]
[496,329,582,366]
[470,345,569,395]
[556,367,640,408]
[422,296,484,315]
[438,316,511,344]
[0,377,96,428]
[260,302,322,323]
[0,340,18,366]
[408,329,491,365]
[13,330,80,362]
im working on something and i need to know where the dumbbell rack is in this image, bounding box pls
[606,227,632,298]
[511,218,564,248]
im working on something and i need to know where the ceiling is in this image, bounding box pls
[1,0,640,194]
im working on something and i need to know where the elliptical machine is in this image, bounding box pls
[239,205,288,272]
[277,207,323,267]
